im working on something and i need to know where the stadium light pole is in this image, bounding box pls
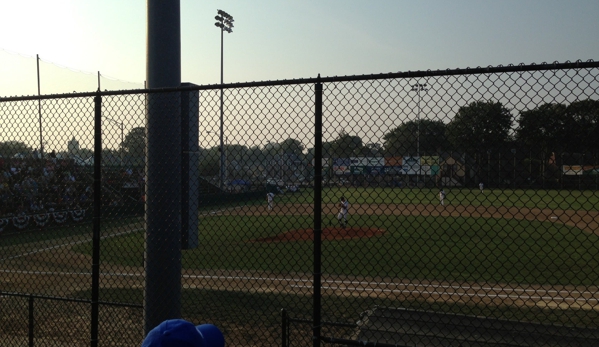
[215,9,234,190]
[410,83,427,183]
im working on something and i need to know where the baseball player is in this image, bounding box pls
[479,182,484,193]
[267,192,275,210]
[337,196,349,228]
[439,189,446,206]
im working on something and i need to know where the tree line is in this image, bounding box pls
[385,99,598,157]
[1,99,597,175]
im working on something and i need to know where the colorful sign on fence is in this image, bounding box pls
[333,158,351,175]
[563,165,599,175]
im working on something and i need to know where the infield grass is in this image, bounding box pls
[84,212,599,286]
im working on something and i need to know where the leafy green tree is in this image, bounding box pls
[198,147,219,176]
[566,99,599,153]
[0,141,31,157]
[384,119,448,156]
[330,131,363,158]
[122,127,146,159]
[306,141,334,164]
[246,145,266,165]
[225,144,248,161]
[447,101,513,152]
[279,138,304,156]
[360,142,383,157]
[262,142,280,164]
[516,103,570,153]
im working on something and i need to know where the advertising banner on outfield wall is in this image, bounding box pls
[351,166,368,175]
[563,165,583,175]
[385,157,403,167]
[350,157,385,167]
[563,165,599,175]
[350,157,368,167]
[403,156,420,175]
[312,158,331,167]
[370,166,384,175]
[415,165,441,176]
[421,156,440,166]
[333,158,351,175]
[384,166,404,175]
[583,166,599,175]
[367,157,385,167]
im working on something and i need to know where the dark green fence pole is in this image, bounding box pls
[313,75,323,347]
[281,309,288,347]
[28,295,34,347]
[90,94,102,347]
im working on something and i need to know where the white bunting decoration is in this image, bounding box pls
[70,209,86,222]
[52,211,68,224]
[13,215,30,229]
[33,213,51,227]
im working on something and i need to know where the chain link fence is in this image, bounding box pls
[1,60,599,346]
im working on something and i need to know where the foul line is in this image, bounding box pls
[0,228,144,261]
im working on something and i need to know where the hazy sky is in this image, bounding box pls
[1,0,598,97]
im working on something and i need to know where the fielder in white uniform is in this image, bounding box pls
[439,189,446,206]
[267,192,275,210]
[479,182,484,193]
[337,196,349,228]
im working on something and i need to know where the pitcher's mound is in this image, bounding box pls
[252,227,385,243]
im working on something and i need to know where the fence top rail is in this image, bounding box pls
[1,59,597,102]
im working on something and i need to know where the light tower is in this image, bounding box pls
[215,9,234,190]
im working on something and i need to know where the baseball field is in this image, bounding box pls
[73,187,599,285]
[2,187,599,345]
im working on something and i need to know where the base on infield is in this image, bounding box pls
[252,227,385,243]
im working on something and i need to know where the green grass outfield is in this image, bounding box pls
[81,212,599,286]
[277,186,599,210]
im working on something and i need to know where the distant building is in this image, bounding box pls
[67,137,80,155]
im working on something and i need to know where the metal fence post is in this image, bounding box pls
[28,295,34,347]
[181,83,200,250]
[281,309,288,347]
[313,75,323,347]
[91,93,102,347]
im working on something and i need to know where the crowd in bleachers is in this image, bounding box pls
[0,155,91,217]
[0,154,144,220]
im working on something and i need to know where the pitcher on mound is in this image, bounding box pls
[337,196,349,228]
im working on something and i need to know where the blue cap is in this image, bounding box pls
[142,319,224,347]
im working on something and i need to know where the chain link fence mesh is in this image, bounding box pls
[1,61,599,346]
